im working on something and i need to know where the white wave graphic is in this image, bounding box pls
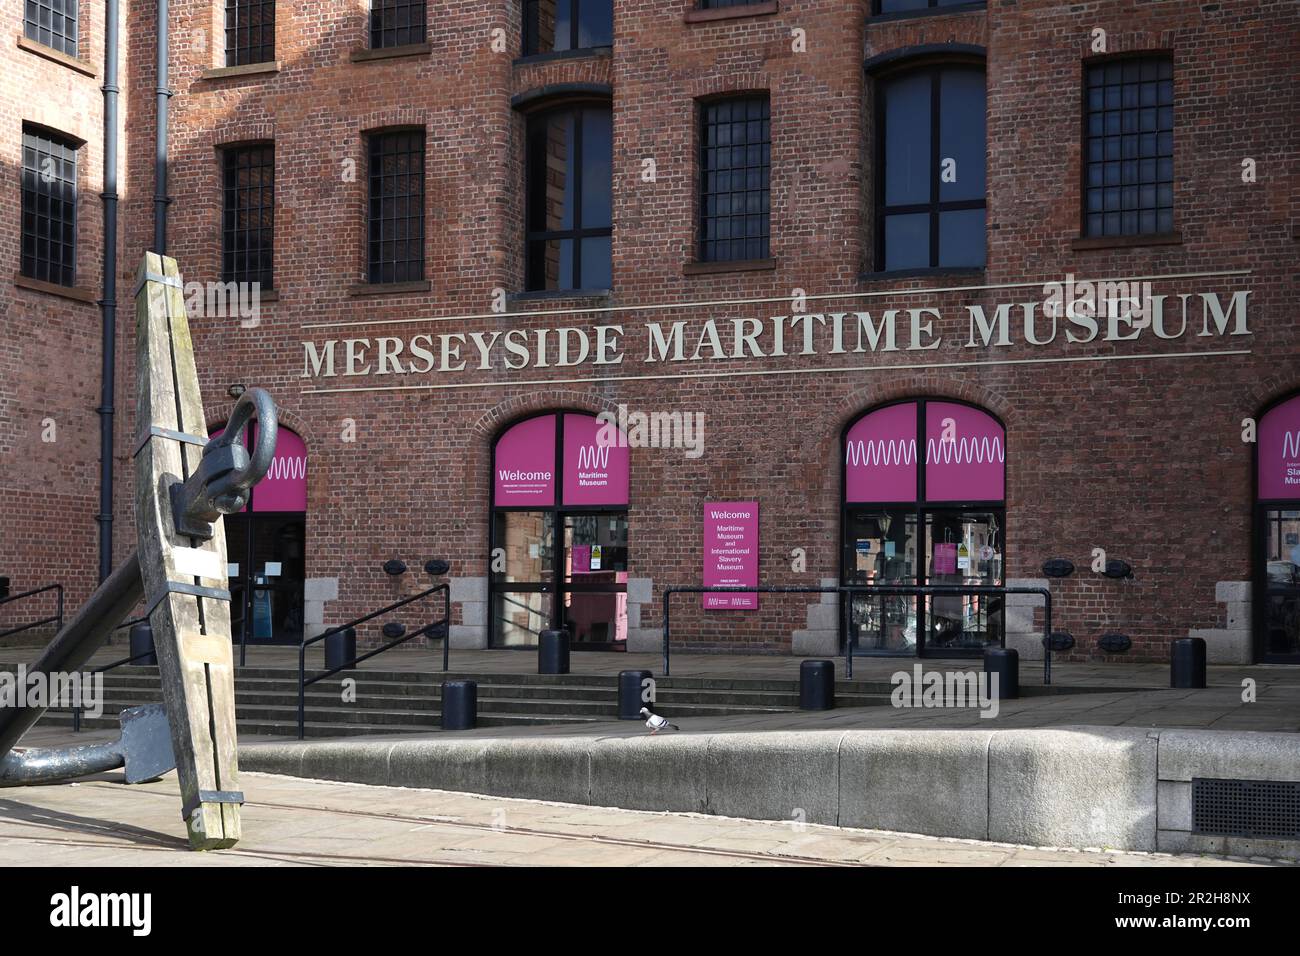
[846,436,1005,468]
[925,436,1005,466]
[1283,431,1300,459]
[575,444,610,470]
[845,439,916,468]
[265,456,307,481]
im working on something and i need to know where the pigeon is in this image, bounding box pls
[639,707,680,734]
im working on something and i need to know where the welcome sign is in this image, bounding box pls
[703,502,759,610]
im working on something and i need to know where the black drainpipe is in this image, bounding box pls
[154,0,171,254]
[97,0,121,583]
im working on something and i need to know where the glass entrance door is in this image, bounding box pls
[1260,509,1300,663]
[923,509,1004,655]
[228,513,307,645]
[562,512,629,648]
[843,508,918,654]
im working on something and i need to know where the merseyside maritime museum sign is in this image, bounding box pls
[300,282,1252,389]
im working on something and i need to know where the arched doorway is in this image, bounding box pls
[489,412,630,650]
[211,423,308,645]
[1256,393,1300,663]
[841,399,1006,657]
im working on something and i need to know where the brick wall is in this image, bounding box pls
[4,0,1298,662]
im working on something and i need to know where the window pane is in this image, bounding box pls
[528,112,576,232]
[226,0,276,67]
[578,0,612,48]
[493,591,550,647]
[580,108,612,228]
[579,236,611,289]
[883,71,931,206]
[844,508,918,655]
[492,511,555,584]
[371,0,426,49]
[938,68,985,202]
[878,0,928,12]
[222,144,275,287]
[938,208,986,267]
[24,0,79,57]
[884,213,929,271]
[20,126,78,287]
[699,95,770,262]
[367,130,425,284]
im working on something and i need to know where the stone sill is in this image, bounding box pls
[685,2,779,24]
[16,35,96,77]
[858,267,985,283]
[350,42,431,63]
[514,46,612,67]
[1072,231,1183,251]
[509,288,611,302]
[683,258,776,275]
[14,273,97,303]
[198,60,283,82]
[348,280,432,297]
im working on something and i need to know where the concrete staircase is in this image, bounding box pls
[29,665,895,737]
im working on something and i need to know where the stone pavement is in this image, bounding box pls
[0,766,1284,867]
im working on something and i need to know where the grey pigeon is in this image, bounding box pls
[639,706,680,734]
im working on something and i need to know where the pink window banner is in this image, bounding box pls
[845,402,918,503]
[208,425,307,513]
[1259,394,1300,500]
[562,413,630,506]
[703,501,759,610]
[924,402,1005,503]
[494,414,556,507]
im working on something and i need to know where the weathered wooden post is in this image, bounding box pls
[133,252,271,850]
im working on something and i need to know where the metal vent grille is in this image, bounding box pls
[1192,778,1300,840]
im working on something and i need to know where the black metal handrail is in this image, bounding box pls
[661,584,1053,682]
[297,583,451,739]
[0,583,64,641]
[71,615,149,732]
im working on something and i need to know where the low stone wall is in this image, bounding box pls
[241,725,1300,859]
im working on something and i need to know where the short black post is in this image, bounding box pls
[1170,637,1207,689]
[799,660,835,711]
[441,679,477,730]
[128,621,157,666]
[618,669,653,719]
[984,647,1019,699]
[538,628,570,674]
[324,626,357,671]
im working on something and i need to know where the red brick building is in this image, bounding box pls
[3,1,1298,665]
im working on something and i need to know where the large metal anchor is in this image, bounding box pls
[0,386,278,790]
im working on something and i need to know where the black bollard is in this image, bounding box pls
[538,628,571,674]
[984,647,1019,700]
[441,680,477,730]
[799,660,836,711]
[618,669,653,719]
[324,626,357,671]
[1170,637,1207,688]
[129,622,157,666]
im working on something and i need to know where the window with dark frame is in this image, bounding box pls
[698,95,770,264]
[21,125,79,288]
[367,129,426,285]
[221,144,275,288]
[225,0,275,67]
[1084,56,1174,237]
[525,105,613,292]
[876,64,986,271]
[371,0,426,49]
[874,0,981,15]
[523,1,612,57]
[24,0,79,58]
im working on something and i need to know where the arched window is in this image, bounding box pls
[1256,393,1300,663]
[875,62,986,271]
[525,104,613,291]
[211,424,308,645]
[841,399,1005,656]
[490,413,630,648]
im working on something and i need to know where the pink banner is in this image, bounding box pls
[494,415,556,506]
[703,501,759,610]
[924,402,1005,503]
[845,403,918,503]
[209,425,307,513]
[562,413,630,506]
[1260,394,1300,500]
